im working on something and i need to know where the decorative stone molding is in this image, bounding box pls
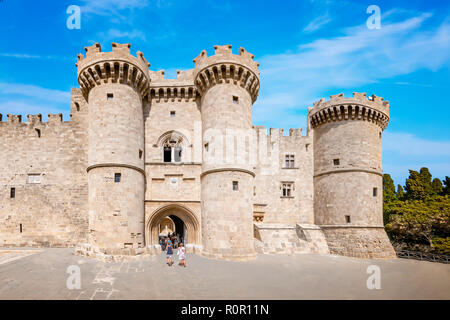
[192,45,260,103]
[76,42,151,100]
[309,92,390,130]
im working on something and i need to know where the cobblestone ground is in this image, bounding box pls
[0,248,449,299]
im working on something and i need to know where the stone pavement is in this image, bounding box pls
[0,248,449,299]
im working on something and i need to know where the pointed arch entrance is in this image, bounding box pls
[146,204,200,246]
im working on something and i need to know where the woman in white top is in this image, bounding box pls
[177,242,186,267]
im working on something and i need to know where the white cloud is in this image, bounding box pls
[0,83,70,104]
[253,11,450,129]
[384,132,450,157]
[0,53,71,61]
[80,0,149,15]
[303,14,332,33]
[97,29,147,42]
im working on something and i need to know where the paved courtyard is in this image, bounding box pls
[0,248,449,300]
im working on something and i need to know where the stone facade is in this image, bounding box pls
[0,43,396,260]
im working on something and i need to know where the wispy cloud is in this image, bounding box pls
[96,29,147,42]
[384,132,450,157]
[0,83,70,104]
[254,11,450,128]
[0,53,71,61]
[383,131,450,184]
[80,0,150,15]
[303,13,332,33]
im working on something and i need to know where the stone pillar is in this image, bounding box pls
[193,45,260,260]
[76,42,150,254]
[309,92,396,259]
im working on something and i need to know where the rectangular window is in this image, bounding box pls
[27,174,41,184]
[345,215,351,223]
[285,154,295,168]
[232,181,239,191]
[232,96,239,104]
[19,223,22,233]
[170,111,176,117]
[10,187,15,199]
[204,143,209,152]
[115,173,121,183]
[373,187,378,197]
[333,159,340,166]
[107,93,114,100]
[282,183,293,197]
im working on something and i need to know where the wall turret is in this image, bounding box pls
[77,43,150,254]
[309,92,396,258]
[194,45,260,260]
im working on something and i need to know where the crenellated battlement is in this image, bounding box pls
[193,45,260,103]
[76,42,151,100]
[309,92,390,130]
[254,126,305,139]
[0,113,66,125]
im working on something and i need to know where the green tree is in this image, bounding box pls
[419,167,433,195]
[385,195,450,249]
[432,178,443,195]
[397,184,405,200]
[383,174,397,202]
[443,176,450,195]
[405,170,427,200]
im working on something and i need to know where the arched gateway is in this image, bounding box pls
[146,204,200,246]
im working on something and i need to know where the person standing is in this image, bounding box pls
[166,240,173,266]
[177,242,186,267]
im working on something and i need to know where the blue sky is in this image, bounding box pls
[0,0,449,186]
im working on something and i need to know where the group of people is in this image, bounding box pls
[160,232,186,267]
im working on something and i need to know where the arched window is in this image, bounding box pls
[161,133,184,163]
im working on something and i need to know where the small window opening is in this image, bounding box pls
[75,102,80,112]
[139,149,143,159]
[333,159,340,166]
[232,96,239,104]
[107,93,114,100]
[253,186,256,196]
[373,187,378,197]
[282,183,293,197]
[35,128,41,138]
[170,111,176,117]
[10,187,15,199]
[115,173,121,183]
[379,132,382,139]
[204,143,209,151]
[345,215,351,223]
[232,181,239,191]
[285,154,295,168]
[19,223,22,233]
[164,146,172,162]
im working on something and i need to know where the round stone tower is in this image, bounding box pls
[193,45,260,260]
[76,42,150,254]
[309,92,396,258]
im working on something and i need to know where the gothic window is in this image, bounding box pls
[161,134,184,163]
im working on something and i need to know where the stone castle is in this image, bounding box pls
[0,43,396,260]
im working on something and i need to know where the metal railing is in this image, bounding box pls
[395,249,449,264]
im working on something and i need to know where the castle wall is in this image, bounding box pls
[0,88,89,247]
[253,128,314,225]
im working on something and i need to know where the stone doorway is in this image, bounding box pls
[146,204,199,246]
